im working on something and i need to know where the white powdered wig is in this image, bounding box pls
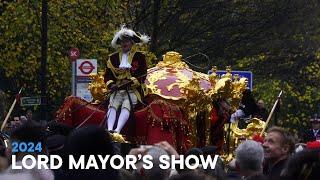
[111,25,150,48]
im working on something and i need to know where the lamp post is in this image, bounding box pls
[40,0,48,121]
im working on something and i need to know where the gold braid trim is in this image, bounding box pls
[107,58,131,80]
[106,80,114,87]
[130,77,140,88]
[106,50,136,80]
[106,50,143,103]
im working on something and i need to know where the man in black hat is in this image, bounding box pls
[104,25,150,133]
[303,114,320,142]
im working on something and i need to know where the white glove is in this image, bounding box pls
[230,109,245,123]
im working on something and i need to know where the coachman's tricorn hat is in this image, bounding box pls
[111,25,150,48]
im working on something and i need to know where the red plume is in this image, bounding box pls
[306,141,320,150]
[252,134,264,144]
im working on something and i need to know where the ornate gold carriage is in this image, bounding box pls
[88,51,265,155]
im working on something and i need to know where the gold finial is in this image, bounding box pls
[209,66,218,85]
[234,74,239,81]
[162,51,182,63]
[221,66,232,79]
[225,66,232,78]
[226,66,232,73]
[157,51,188,68]
[212,66,217,73]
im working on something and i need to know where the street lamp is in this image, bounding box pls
[40,0,48,121]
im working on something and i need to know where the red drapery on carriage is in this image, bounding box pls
[55,96,190,153]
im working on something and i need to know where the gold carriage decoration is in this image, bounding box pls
[88,51,265,150]
[222,118,266,162]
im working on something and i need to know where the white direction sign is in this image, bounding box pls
[72,59,97,102]
[76,59,97,76]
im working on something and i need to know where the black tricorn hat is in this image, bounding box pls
[111,25,150,48]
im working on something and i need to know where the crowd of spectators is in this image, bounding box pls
[0,113,319,180]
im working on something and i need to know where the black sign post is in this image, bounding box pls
[40,0,48,121]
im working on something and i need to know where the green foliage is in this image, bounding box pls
[122,0,320,135]
[1,0,320,137]
[0,0,127,115]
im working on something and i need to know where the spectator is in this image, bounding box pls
[144,146,172,180]
[235,140,266,179]
[119,168,135,180]
[0,156,7,172]
[226,159,242,180]
[184,148,203,167]
[262,127,295,180]
[10,116,22,130]
[44,121,71,177]
[302,114,320,142]
[0,121,54,180]
[19,115,27,123]
[46,134,66,180]
[169,172,215,180]
[156,143,224,180]
[46,135,65,154]
[46,121,73,137]
[26,109,33,121]
[19,109,32,123]
[0,133,8,171]
[254,100,268,121]
[130,146,171,180]
[281,149,320,180]
[201,157,226,180]
[60,125,119,180]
